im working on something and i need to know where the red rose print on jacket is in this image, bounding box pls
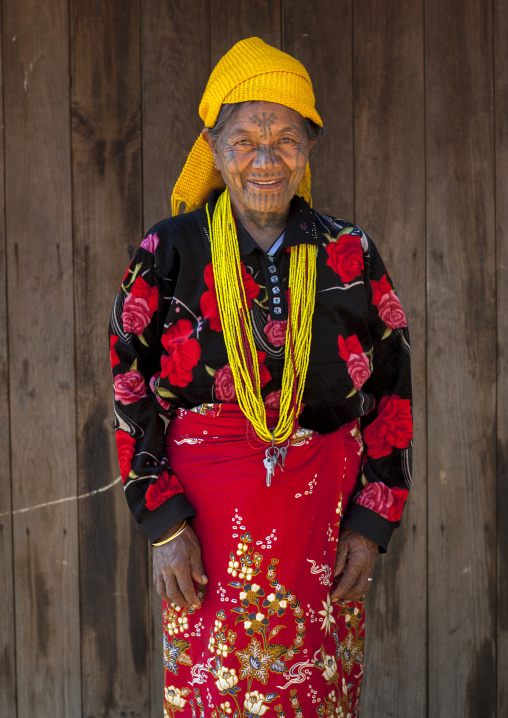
[161,319,201,387]
[200,262,259,332]
[264,389,281,409]
[338,334,371,391]
[122,276,159,334]
[371,274,407,329]
[325,234,364,283]
[140,232,160,253]
[114,370,147,404]
[144,471,183,511]
[110,335,120,369]
[116,430,136,482]
[214,364,236,401]
[264,316,287,347]
[215,352,271,402]
[363,394,413,459]
[356,482,409,522]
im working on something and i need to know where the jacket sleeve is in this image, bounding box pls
[109,232,196,543]
[341,236,413,551]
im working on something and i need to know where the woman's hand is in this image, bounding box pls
[331,527,379,602]
[153,522,208,608]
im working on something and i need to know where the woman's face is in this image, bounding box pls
[203,101,314,220]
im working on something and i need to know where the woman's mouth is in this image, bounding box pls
[248,178,285,189]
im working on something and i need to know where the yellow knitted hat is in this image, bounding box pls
[171,37,323,216]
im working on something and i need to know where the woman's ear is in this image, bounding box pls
[201,128,219,169]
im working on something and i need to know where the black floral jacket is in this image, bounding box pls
[109,192,413,548]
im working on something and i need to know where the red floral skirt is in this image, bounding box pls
[162,405,365,718]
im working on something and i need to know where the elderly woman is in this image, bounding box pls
[110,38,412,718]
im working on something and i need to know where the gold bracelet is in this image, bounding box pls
[152,520,187,546]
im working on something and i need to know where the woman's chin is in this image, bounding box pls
[236,187,294,215]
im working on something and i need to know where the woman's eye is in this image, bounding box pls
[278,137,294,145]
[236,139,253,147]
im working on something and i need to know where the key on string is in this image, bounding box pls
[268,432,284,471]
[279,443,289,467]
[263,455,277,487]
[271,445,283,471]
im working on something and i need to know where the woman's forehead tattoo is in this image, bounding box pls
[248,112,277,138]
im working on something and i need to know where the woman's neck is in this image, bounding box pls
[232,202,289,253]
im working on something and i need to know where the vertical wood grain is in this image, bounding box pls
[353,2,427,714]
[70,1,149,716]
[495,0,508,713]
[142,0,211,225]
[282,0,354,220]
[283,0,354,219]
[0,6,16,714]
[141,3,211,713]
[211,0,281,64]
[2,1,80,716]
[426,1,496,716]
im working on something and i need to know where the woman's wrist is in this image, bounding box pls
[153,519,187,545]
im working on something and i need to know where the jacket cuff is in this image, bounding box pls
[141,493,197,543]
[341,504,398,552]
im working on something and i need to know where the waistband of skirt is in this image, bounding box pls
[168,403,358,445]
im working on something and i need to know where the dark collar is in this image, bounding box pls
[195,189,322,259]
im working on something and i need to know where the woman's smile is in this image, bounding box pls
[246,176,287,194]
[248,178,285,186]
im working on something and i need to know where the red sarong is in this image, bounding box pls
[162,405,365,718]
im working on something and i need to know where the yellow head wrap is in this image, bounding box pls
[171,37,323,216]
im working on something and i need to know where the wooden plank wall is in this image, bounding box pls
[0,7,16,716]
[0,1,504,716]
[495,0,508,714]
[426,3,497,716]
[352,2,427,715]
[70,2,150,717]
[3,2,81,717]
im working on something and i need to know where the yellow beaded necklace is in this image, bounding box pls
[207,188,316,444]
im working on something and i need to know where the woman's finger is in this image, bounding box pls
[155,573,172,603]
[339,566,374,601]
[331,559,362,601]
[162,569,191,607]
[185,526,208,585]
[333,539,348,578]
[189,554,208,586]
[172,559,201,607]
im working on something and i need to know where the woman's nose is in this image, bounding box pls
[252,144,280,169]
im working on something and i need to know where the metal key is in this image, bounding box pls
[279,443,289,467]
[263,455,277,487]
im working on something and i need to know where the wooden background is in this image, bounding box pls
[0,0,505,716]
